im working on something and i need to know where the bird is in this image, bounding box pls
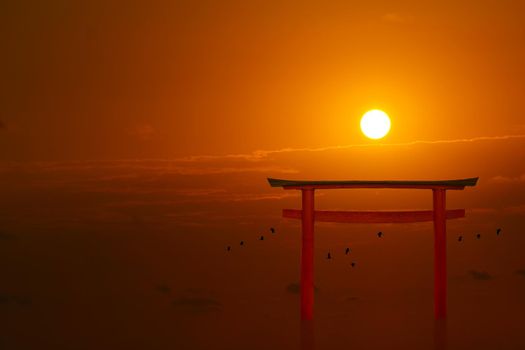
[240,241,244,246]
[458,236,463,242]
[476,233,481,239]
[351,262,356,268]
[345,247,351,255]
[260,235,264,241]
[327,252,332,260]
[227,246,231,251]
[377,231,383,238]
[496,228,502,236]
[270,227,275,234]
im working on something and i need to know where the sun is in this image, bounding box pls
[360,109,391,139]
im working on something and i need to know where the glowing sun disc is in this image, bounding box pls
[360,110,391,139]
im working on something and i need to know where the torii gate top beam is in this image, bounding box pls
[268,177,479,190]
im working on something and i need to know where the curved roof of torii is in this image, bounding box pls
[268,177,479,190]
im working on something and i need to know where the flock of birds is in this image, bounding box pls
[225,227,504,269]
[458,227,502,242]
[226,227,275,251]
[226,227,276,252]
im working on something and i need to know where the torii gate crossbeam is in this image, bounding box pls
[268,177,478,321]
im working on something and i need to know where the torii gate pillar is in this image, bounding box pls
[433,189,447,319]
[301,189,315,320]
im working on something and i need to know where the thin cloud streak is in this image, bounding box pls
[490,174,525,183]
[504,205,525,214]
[178,134,525,162]
[103,192,299,207]
[468,270,493,281]
[381,13,411,23]
[3,134,522,167]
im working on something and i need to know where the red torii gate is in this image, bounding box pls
[268,177,478,320]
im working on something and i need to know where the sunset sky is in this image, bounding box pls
[2,0,525,160]
[1,1,525,349]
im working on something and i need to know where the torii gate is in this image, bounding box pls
[268,177,478,320]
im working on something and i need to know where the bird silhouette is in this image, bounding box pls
[377,231,383,238]
[496,228,502,236]
[351,262,356,268]
[240,241,244,246]
[227,246,231,251]
[260,235,264,241]
[345,247,350,255]
[476,233,481,239]
[270,227,275,234]
[458,236,463,242]
[327,252,332,260]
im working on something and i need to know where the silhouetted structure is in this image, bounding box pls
[496,228,502,235]
[270,227,275,233]
[268,177,478,321]
[260,235,264,241]
[458,236,463,242]
[345,247,350,255]
[326,252,332,260]
[476,233,481,239]
[377,231,383,238]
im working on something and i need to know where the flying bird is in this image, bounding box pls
[327,252,332,260]
[270,227,275,234]
[345,247,350,255]
[351,262,356,268]
[458,236,463,242]
[260,235,264,241]
[476,233,481,239]
[496,228,502,236]
[377,231,383,238]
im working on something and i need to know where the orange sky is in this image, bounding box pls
[1,2,525,349]
[1,0,525,160]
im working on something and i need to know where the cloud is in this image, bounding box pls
[155,284,171,294]
[127,123,156,141]
[516,270,525,277]
[171,288,221,312]
[468,270,493,280]
[0,294,8,304]
[382,13,408,23]
[2,133,523,179]
[469,207,497,214]
[180,134,525,162]
[0,159,298,177]
[0,232,16,241]
[11,295,31,306]
[172,296,222,312]
[2,132,524,230]
[0,293,31,306]
[286,282,319,294]
[504,205,525,214]
[490,174,525,183]
[103,191,299,210]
